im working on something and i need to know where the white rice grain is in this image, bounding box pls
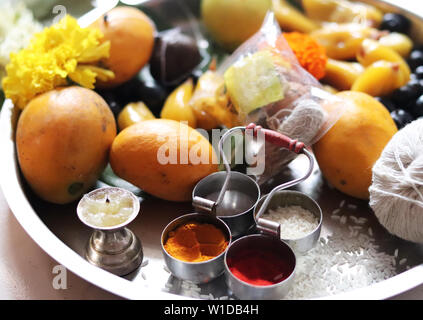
[263,205,319,239]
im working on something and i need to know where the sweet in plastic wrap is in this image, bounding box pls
[217,12,346,184]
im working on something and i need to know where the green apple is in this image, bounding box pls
[201,0,272,51]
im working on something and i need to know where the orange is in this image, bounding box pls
[110,119,218,202]
[16,86,117,204]
[91,6,155,87]
[313,91,397,200]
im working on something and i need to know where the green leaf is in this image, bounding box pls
[99,164,145,197]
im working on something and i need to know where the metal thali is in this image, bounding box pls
[1,0,423,300]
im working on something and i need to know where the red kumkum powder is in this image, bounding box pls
[227,249,293,286]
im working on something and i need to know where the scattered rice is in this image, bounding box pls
[284,230,398,300]
[263,205,319,239]
[357,217,368,224]
[340,200,346,208]
[399,258,407,266]
[332,208,341,215]
[340,216,347,224]
[349,215,358,223]
[347,204,358,210]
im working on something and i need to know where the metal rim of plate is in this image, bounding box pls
[1,0,423,300]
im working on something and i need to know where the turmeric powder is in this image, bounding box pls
[282,32,328,80]
[164,221,228,262]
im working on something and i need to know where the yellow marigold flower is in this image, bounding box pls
[2,15,114,109]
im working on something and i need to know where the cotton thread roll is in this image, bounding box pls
[369,119,423,243]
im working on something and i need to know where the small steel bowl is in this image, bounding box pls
[254,190,322,254]
[161,213,232,284]
[224,234,296,300]
[192,171,260,238]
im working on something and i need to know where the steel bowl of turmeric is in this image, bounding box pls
[161,213,232,284]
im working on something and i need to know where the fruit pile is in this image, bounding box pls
[2,6,218,204]
[2,0,423,207]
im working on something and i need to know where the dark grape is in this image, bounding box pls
[407,95,423,118]
[407,79,423,95]
[408,49,423,70]
[390,109,414,129]
[113,77,169,117]
[375,97,397,112]
[380,13,411,34]
[414,66,423,79]
[391,81,423,105]
[96,90,122,118]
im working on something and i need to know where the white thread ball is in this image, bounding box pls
[369,119,423,243]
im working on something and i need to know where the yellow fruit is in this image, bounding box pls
[16,86,117,204]
[201,0,271,51]
[303,0,383,27]
[110,119,218,202]
[311,23,379,60]
[190,71,240,130]
[90,6,155,87]
[313,91,397,200]
[118,102,155,131]
[356,39,410,87]
[378,32,413,58]
[272,0,318,33]
[160,79,197,128]
[351,60,402,97]
[323,58,364,91]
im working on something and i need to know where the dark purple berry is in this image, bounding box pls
[408,50,423,70]
[391,82,421,105]
[375,97,397,112]
[390,109,414,129]
[407,95,423,118]
[414,66,423,79]
[380,13,411,34]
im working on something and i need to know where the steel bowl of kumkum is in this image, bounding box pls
[224,234,296,300]
[254,190,323,254]
[161,213,232,284]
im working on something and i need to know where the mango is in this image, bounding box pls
[160,78,196,128]
[323,58,364,91]
[201,0,271,51]
[313,91,397,200]
[303,0,383,27]
[378,32,413,58]
[272,0,318,33]
[357,39,410,87]
[351,60,402,97]
[118,102,156,131]
[16,86,117,204]
[311,23,380,60]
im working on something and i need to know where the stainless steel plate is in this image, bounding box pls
[1,0,423,300]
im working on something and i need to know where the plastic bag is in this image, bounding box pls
[217,12,346,184]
